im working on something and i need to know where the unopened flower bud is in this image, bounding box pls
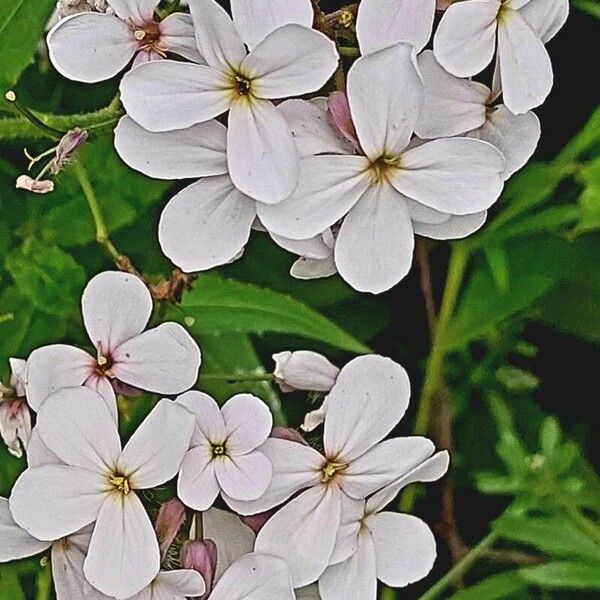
[15,175,54,194]
[0,398,32,458]
[272,351,339,393]
[327,91,361,152]
[240,509,275,534]
[155,498,186,559]
[271,426,309,446]
[181,539,217,596]
[51,128,88,175]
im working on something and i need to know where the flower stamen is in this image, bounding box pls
[320,461,347,483]
[109,474,131,495]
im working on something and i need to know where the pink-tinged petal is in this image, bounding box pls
[111,322,201,394]
[26,427,62,468]
[0,398,31,458]
[82,271,152,355]
[109,0,159,21]
[155,499,186,560]
[323,355,411,462]
[413,212,488,240]
[120,61,231,132]
[518,0,568,43]
[391,138,505,214]
[177,446,220,511]
[154,569,207,597]
[203,508,256,580]
[231,0,314,49]
[223,437,323,515]
[25,344,94,411]
[256,484,342,587]
[176,391,226,445]
[342,437,436,499]
[114,116,228,180]
[118,399,195,489]
[357,0,435,54]
[159,13,205,63]
[368,513,436,587]
[334,183,414,294]
[210,553,295,600]
[347,43,422,160]
[188,0,246,70]
[0,497,50,561]
[36,387,121,473]
[181,540,217,593]
[256,155,369,240]
[222,394,272,454]
[319,530,377,600]
[159,176,256,273]
[433,0,500,77]
[47,13,136,83]
[415,50,489,139]
[10,465,107,541]
[132,48,162,66]
[367,450,449,513]
[278,98,355,157]
[327,92,360,153]
[215,451,273,502]
[85,374,118,423]
[497,10,553,114]
[85,493,160,599]
[228,99,299,205]
[244,25,338,99]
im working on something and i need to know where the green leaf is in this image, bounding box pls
[0,566,25,600]
[484,245,510,291]
[449,571,529,600]
[573,0,600,19]
[0,0,56,93]
[5,238,86,317]
[520,561,600,590]
[170,274,369,353]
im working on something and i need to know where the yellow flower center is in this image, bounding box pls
[211,443,227,458]
[109,474,131,495]
[320,461,348,483]
[367,155,401,184]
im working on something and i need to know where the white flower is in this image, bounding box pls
[433,0,569,114]
[120,0,339,204]
[9,388,195,598]
[25,270,201,418]
[272,351,339,394]
[47,0,202,83]
[258,44,505,294]
[128,570,206,600]
[415,51,541,179]
[177,391,273,511]
[318,452,450,600]
[0,359,32,458]
[226,355,440,587]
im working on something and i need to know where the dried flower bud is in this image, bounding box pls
[15,175,54,194]
[181,539,217,596]
[272,351,339,393]
[155,499,186,560]
[51,128,89,174]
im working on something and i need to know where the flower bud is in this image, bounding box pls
[272,351,339,393]
[155,499,186,560]
[240,510,275,534]
[271,426,309,446]
[327,91,360,152]
[181,539,217,596]
[0,398,32,458]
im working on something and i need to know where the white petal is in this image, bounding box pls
[474,105,540,178]
[413,212,488,240]
[222,394,273,454]
[272,350,339,393]
[36,387,121,472]
[203,507,256,580]
[9,358,27,397]
[342,437,436,499]
[323,355,411,462]
[120,61,231,132]
[85,374,118,422]
[518,0,569,43]
[176,390,227,444]
[243,25,338,99]
[415,50,489,139]
[278,99,354,157]
[177,446,220,510]
[159,176,256,272]
[227,99,300,204]
[334,184,414,294]
[85,493,160,599]
[223,437,322,515]
[329,495,365,565]
[270,231,332,260]
[210,553,295,600]
[347,43,422,160]
[256,155,369,240]
[109,0,158,21]
[232,0,314,49]
[159,13,205,63]
[391,138,505,214]
[497,10,553,114]
[155,570,206,597]
[188,0,246,70]
[118,399,195,489]
[319,530,377,600]
[406,199,450,225]
[256,485,342,586]
[111,322,201,394]
[357,0,435,54]
[10,465,107,541]
[0,497,50,561]
[48,13,135,83]
[433,0,500,77]
[83,271,152,355]
[114,116,228,179]
[25,344,93,411]
[216,452,273,501]
[26,427,62,468]
[369,513,436,587]
[291,256,337,280]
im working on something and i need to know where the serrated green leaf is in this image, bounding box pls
[449,570,529,600]
[520,560,600,589]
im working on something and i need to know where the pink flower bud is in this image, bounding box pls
[0,398,32,458]
[271,426,309,446]
[436,0,453,10]
[327,91,361,153]
[240,510,276,534]
[272,351,339,393]
[154,499,186,560]
[181,539,217,596]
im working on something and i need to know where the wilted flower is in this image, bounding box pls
[272,350,339,393]
[15,175,54,194]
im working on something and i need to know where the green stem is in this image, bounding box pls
[418,532,499,600]
[201,372,275,383]
[0,312,14,325]
[36,561,52,600]
[74,160,121,263]
[563,504,600,544]
[338,46,360,58]
[380,586,396,600]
